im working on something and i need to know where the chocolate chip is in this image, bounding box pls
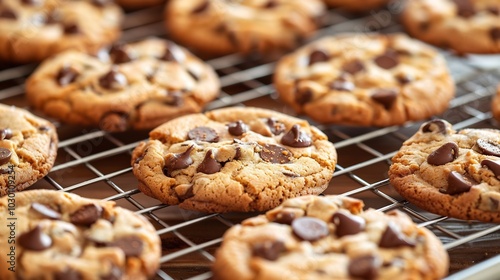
[295,88,313,105]
[45,10,62,24]
[379,222,416,248]
[476,139,500,157]
[481,159,500,179]
[342,60,365,75]
[422,119,447,134]
[187,68,200,81]
[273,211,296,225]
[18,225,52,251]
[197,150,222,174]
[0,128,12,140]
[163,146,194,176]
[259,144,293,164]
[234,146,242,160]
[308,49,329,66]
[252,240,285,260]
[419,21,430,32]
[264,0,278,8]
[162,43,184,63]
[188,127,219,142]
[427,142,459,165]
[348,255,381,280]
[490,27,500,41]
[227,120,248,136]
[371,89,398,109]
[31,202,61,220]
[63,23,80,34]
[56,66,79,86]
[332,212,365,237]
[92,0,111,7]
[109,44,133,64]
[100,265,123,280]
[330,78,354,92]
[22,0,42,5]
[99,112,129,132]
[374,50,399,69]
[99,67,127,90]
[266,118,285,135]
[191,0,209,14]
[39,126,50,132]
[452,0,476,17]
[441,171,474,195]
[227,31,239,47]
[54,268,82,280]
[396,73,413,85]
[0,148,12,165]
[70,204,103,226]
[281,124,312,148]
[292,217,329,241]
[282,171,300,177]
[107,236,144,257]
[491,198,499,209]
[487,6,500,15]
[0,8,17,19]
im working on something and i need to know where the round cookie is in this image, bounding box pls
[0,0,123,63]
[26,38,220,132]
[0,190,161,280]
[492,84,500,122]
[274,33,455,127]
[213,195,449,280]
[389,119,500,223]
[401,0,500,54]
[0,104,58,196]
[131,107,337,213]
[323,0,390,12]
[164,0,326,56]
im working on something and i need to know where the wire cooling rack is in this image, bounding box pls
[1,2,500,279]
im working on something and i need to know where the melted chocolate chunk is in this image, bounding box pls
[107,236,144,257]
[308,49,329,66]
[18,225,52,251]
[481,159,500,179]
[259,144,293,164]
[491,197,499,209]
[487,6,500,15]
[54,268,83,280]
[332,212,365,237]
[109,44,133,64]
[452,0,476,18]
[491,27,500,41]
[330,78,354,92]
[99,112,129,132]
[188,127,219,142]
[57,66,79,86]
[191,0,209,14]
[162,43,184,62]
[374,50,399,69]
[396,73,413,84]
[273,211,296,225]
[379,222,416,248]
[442,171,474,195]
[263,0,278,9]
[348,255,381,280]
[0,128,12,140]
[63,23,80,34]
[266,118,285,135]
[22,0,42,5]
[0,8,17,19]
[281,124,312,148]
[295,88,313,105]
[70,204,103,226]
[99,67,127,90]
[164,91,183,106]
[292,217,329,241]
[371,89,398,109]
[227,120,248,136]
[422,119,447,134]
[0,147,12,165]
[252,240,285,261]
[197,150,222,174]
[342,60,365,75]
[163,146,194,176]
[476,139,500,156]
[427,142,459,165]
[31,202,61,220]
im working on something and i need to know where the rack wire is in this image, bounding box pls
[1,3,500,279]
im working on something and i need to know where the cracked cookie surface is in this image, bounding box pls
[0,0,122,63]
[131,107,337,213]
[0,190,161,280]
[274,33,455,127]
[26,38,220,132]
[164,0,326,56]
[401,0,500,54]
[213,195,448,280]
[0,104,58,196]
[389,119,500,222]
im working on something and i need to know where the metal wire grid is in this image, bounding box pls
[1,4,500,280]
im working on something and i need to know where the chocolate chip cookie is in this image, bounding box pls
[323,0,390,12]
[25,38,220,132]
[274,33,455,127]
[389,119,500,222]
[165,0,326,56]
[0,190,161,280]
[401,0,500,54]
[0,104,58,196]
[0,0,123,63]
[131,107,337,213]
[213,195,449,280]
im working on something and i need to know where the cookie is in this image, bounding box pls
[164,0,326,56]
[25,38,220,132]
[389,119,500,223]
[213,195,449,280]
[274,33,455,127]
[323,0,390,12]
[401,0,500,54]
[131,107,337,213]
[0,104,58,196]
[0,0,123,63]
[115,0,163,9]
[0,190,161,280]
[492,84,500,122]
